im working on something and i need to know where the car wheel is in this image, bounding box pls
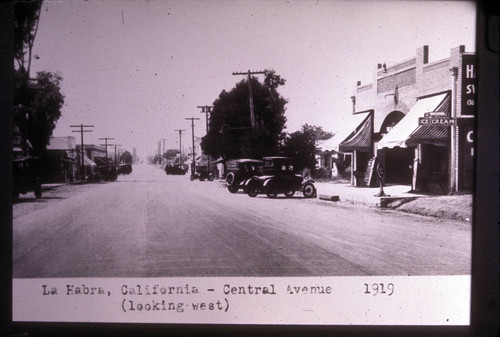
[228,185,239,193]
[13,184,19,202]
[209,175,215,181]
[226,172,235,186]
[190,175,195,181]
[266,182,278,198]
[34,184,42,199]
[285,189,295,198]
[302,182,317,198]
[247,183,258,197]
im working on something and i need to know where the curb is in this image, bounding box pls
[318,194,340,202]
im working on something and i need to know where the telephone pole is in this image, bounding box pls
[98,137,114,159]
[113,144,121,164]
[232,70,266,128]
[185,117,200,175]
[160,138,167,165]
[198,105,213,172]
[175,129,185,163]
[70,124,94,181]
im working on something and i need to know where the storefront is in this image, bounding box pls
[338,45,475,194]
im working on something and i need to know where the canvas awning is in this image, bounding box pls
[406,125,450,147]
[377,93,450,149]
[83,155,96,167]
[319,111,372,153]
[338,112,373,152]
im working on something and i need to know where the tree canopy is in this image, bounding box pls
[14,71,65,156]
[200,70,287,160]
[14,0,65,156]
[281,124,334,171]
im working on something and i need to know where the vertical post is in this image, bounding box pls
[232,70,266,128]
[449,67,458,194]
[71,124,94,182]
[185,118,199,176]
[175,129,185,164]
[80,124,84,179]
[198,105,213,173]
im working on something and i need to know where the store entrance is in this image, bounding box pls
[385,147,413,185]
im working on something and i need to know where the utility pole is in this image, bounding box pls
[175,129,185,163]
[113,144,121,165]
[185,117,200,176]
[98,137,114,160]
[71,124,94,181]
[232,70,266,128]
[198,105,213,172]
[161,138,167,165]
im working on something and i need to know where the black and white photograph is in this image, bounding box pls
[5,0,485,327]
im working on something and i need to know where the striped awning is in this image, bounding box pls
[339,112,373,152]
[377,93,450,149]
[406,125,450,146]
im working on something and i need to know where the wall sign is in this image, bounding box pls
[461,54,477,116]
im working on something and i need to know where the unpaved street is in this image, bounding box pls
[13,163,471,278]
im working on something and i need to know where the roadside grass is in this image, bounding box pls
[388,194,473,222]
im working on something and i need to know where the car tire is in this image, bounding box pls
[228,185,239,193]
[190,175,195,181]
[302,182,317,198]
[247,183,258,197]
[209,175,215,181]
[13,184,19,202]
[266,182,278,198]
[34,184,42,199]
[226,172,235,186]
[285,190,295,198]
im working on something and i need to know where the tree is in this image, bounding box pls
[14,1,65,156]
[121,151,133,164]
[14,71,65,156]
[281,124,333,171]
[14,0,42,77]
[201,69,287,160]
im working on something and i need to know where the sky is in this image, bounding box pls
[30,0,477,159]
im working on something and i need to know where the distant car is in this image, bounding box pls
[245,156,316,198]
[190,165,215,181]
[225,159,263,193]
[13,156,42,201]
[94,157,118,181]
[165,163,187,175]
[118,163,133,175]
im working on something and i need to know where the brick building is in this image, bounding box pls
[338,45,475,194]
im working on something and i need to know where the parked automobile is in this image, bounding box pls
[118,163,133,175]
[245,156,317,198]
[165,163,187,175]
[13,156,42,201]
[94,157,118,181]
[190,165,215,181]
[225,159,263,193]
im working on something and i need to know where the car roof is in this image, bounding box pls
[262,156,292,160]
[227,159,263,163]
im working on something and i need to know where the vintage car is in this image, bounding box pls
[245,156,316,198]
[93,157,118,181]
[190,165,215,181]
[13,156,42,201]
[118,163,133,175]
[225,159,263,193]
[165,163,187,175]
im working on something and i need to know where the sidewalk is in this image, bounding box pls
[315,182,423,208]
[315,181,472,222]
